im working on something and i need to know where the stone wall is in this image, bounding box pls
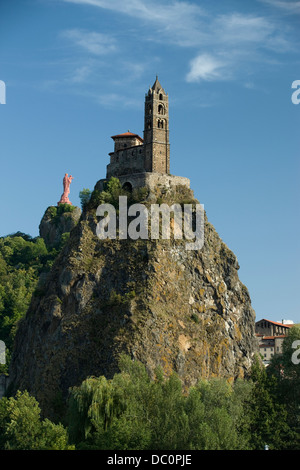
[95,172,190,193]
[107,145,145,178]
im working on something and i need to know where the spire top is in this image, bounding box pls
[152,75,166,94]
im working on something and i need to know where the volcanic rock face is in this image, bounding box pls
[9,186,258,417]
[39,205,81,250]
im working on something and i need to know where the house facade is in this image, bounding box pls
[255,318,291,365]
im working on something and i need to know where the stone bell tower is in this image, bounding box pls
[144,76,170,174]
[95,77,190,193]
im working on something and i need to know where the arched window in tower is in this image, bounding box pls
[158,104,165,115]
[157,119,164,129]
[159,93,163,101]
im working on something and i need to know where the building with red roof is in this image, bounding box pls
[95,77,190,193]
[255,318,292,365]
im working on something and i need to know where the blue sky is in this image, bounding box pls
[0,0,299,323]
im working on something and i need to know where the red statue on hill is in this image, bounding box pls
[58,173,73,205]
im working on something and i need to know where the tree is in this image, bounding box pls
[0,233,65,372]
[79,188,92,209]
[68,356,153,449]
[0,391,73,450]
[67,355,254,450]
[267,326,300,448]
[185,378,252,450]
[247,355,293,449]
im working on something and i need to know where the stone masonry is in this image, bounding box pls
[97,77,189,192]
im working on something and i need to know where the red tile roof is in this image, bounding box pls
[111,131,144,142]
[256,319,292,328]
[260,335,287,340]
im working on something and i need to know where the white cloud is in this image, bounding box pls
[212,13,275,46]
[259,0,300,14]
[62,0,205,47]
[186,54,228,82]
[62,29,117,55]
[60,0,296,85]
[62,0,203,24]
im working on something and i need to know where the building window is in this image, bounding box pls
[158,104,164,115]
[159,93,163,100]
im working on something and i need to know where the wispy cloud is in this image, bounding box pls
[61,0,295,86]
[61,29,117,55]
[62,0,206,47]
[259,0,300,14]
[186,54,228,83]
[211,13,276,47]
[185,8,295,83]
[70,65,92,83]
[62,0,204,24]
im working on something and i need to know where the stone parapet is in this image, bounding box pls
[95,172,190,193]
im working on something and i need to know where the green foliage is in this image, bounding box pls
[0,391,73,450]
[0,233,65,373]
[267,326,300,447]
[0,354,298,450]
[87,178,149,211]
[79,188,92,209]
[97,177,128,209]
[57,203,75,215]
[67,355,252,450]
[247,355,295,450]
[106,289,136,306]
[48,206,57,218]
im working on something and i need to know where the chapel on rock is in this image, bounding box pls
[95,77,190,192]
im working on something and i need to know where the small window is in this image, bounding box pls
[159,93,163,100]
[158,104,164,115]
